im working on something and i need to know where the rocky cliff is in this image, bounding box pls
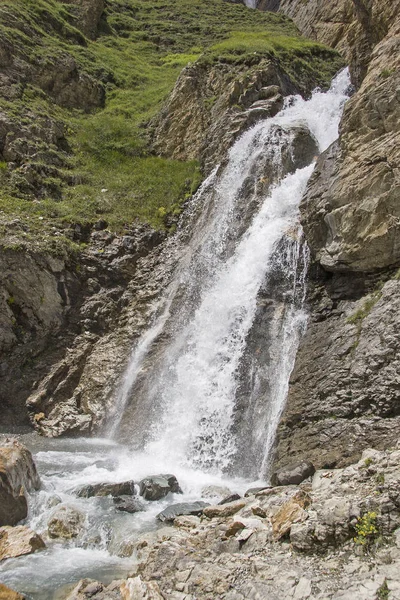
[270,0,400,469]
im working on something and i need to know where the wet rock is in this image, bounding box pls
[203,499,247,519]
[113,496,146,514]
[0,583,25,600]
[139,475,182,501]
[156,502,209,522]
[76,481,135,498]
[219,493,242,505]
[271,461,315,487]
[0,441,41,526]
[0,525,45,561]
[48,505,85,539]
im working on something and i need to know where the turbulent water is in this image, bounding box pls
[0,70,351,599]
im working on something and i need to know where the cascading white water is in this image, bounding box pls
[113,68,351,478]
[0,70,351,599]
[244,0,257,8]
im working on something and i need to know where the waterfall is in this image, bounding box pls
[244,0,257,7]
[111,69,351,480]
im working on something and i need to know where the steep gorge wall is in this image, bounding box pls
[272,0,400,469]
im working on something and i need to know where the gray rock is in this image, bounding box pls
[139,474,182,501]
[156,502,210,522]
[75,481,135,498]
[271,461,315,486]
[219,494,242,505]
[113,496,146,514]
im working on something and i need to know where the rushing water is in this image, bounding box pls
[0,70,351,599]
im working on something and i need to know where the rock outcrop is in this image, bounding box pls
[258,0,399,87]
[0,441,40,526]
[151,56,339,174]
[272,0,400,472]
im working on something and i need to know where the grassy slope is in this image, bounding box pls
[0,0,342,252]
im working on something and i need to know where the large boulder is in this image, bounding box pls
[0,441,41,526]
[48,505,85,539]
[139,475,182,501]
[0,525,45,561]
[75,481,135,498]
[156,502,209,523]
[271,460,315,486]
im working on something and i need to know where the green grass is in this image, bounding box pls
[0,0,343,248]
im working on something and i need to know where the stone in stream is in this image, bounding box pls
[0,440,41,527]
[270,460,315,487]
[219,493,241,505]
[0,525,45,561]
[75,480,135,498]
[0,583,25,600]
[156,501,209,522]
[48,505,85,539]
[113,496,146,514]
[139,474,182,501]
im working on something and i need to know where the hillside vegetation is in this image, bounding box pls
[0,0,342,253]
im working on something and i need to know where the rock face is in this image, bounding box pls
[271,0,400,472]
[151,56,338,174]
[259,0,399,87]
[0,441,41,527]
[63,0,105,39]
[0,525,45,561]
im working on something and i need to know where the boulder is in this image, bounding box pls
[139,474,182,501]
[113,496,146,514]
[0,525,45,561]
[48,505,85,539]
[271,491,311,540]
[0,583,25,600]
[203,499,247,519]
[0,440,41,526]
[271,461,315,487]
[156,502,209,522]
[76,481,135,498]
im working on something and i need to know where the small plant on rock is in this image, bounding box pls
[353,511,378,549]
[376,579,389,600]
